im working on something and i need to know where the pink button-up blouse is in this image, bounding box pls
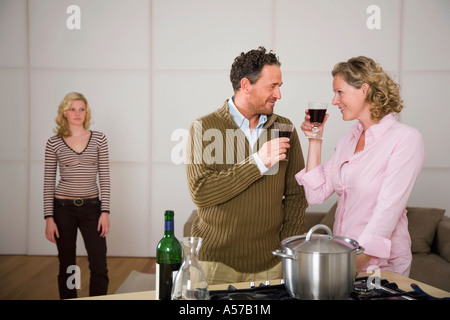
[295,114,424,275]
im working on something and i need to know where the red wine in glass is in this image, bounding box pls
[309,109,327,124]
[278,130,292,138]
[307,102,328,139]
[273,122,294,139]
[273,122,294,160]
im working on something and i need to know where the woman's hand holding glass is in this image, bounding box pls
[301,109,329,139]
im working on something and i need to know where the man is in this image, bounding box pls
[186,46,307,284]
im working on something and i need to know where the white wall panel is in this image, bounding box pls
[402,0,450,71]
[150,163,194,251]
[0,69,28,161]
[276,0,401,72]
[152,0,273,70]
[0,0,27,67]
[107,163,151,256]
[28,0,150,69]
[401,72,450,168]
[0,162,28,254]
[408,168,450,213]
[0,0,29,255]
[152,70,230,163]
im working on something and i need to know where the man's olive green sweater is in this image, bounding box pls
[186,101,308,273]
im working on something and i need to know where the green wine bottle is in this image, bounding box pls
[155,210,182,300]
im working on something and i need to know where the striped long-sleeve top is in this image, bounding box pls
[43,130,111,219]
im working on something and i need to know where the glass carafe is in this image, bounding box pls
[171,237,210,300]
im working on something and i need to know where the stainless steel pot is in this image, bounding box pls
[272,224,364,300]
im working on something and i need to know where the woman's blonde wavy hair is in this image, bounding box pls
[332,56,404,122]
[54,92,91,137]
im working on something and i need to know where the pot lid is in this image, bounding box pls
[284,224,358,254]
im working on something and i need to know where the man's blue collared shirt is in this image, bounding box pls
[228,97,268,174]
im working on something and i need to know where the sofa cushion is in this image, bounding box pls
[410,253,450,292]
[435,216,450,263]
[407,207,445,254]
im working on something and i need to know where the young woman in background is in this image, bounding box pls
[44,92,110,298]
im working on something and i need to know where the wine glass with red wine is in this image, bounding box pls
[307,102,328,139]
[273,122,294,139]
[273,122,294,161]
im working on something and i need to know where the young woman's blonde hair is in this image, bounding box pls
[54,92,91,137]
[332,56,404,122]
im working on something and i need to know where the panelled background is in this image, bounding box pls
[1,0,449,256]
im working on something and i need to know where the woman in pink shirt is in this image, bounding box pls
[295,56,424,276]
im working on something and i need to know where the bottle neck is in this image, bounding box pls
[164,219,174,236]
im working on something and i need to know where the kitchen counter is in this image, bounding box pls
[75,270,449,300]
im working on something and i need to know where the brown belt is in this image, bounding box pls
[54,197,100,207]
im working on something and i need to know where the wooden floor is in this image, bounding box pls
[0,255,156,300]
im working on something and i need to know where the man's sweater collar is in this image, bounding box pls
[215,100,279,128]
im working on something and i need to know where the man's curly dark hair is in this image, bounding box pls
[230,46,281,92]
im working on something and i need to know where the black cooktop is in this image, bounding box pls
[209,277,429,300]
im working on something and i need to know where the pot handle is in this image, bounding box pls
[272,249,296,260]
[306,224,333,241]
[356,245,365,255]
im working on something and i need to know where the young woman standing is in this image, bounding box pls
[44,92,110,298]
